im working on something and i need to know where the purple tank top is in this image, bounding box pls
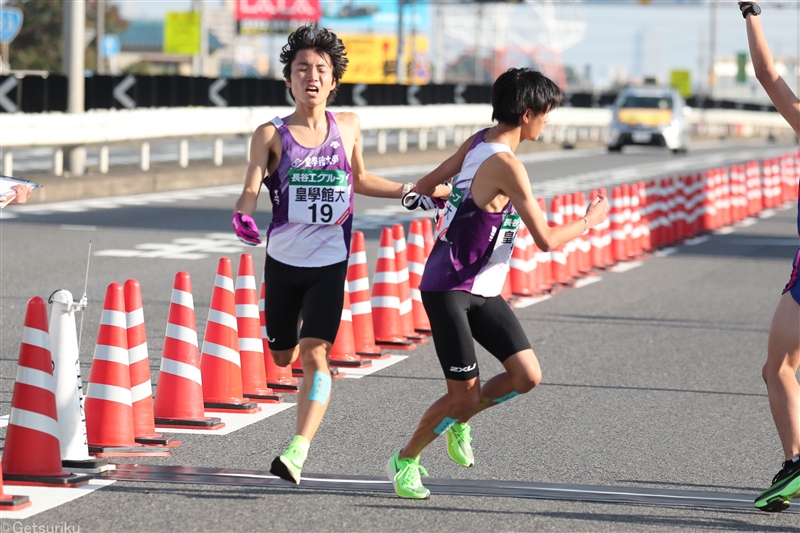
[419,129,520,297]
[264,111,354,267]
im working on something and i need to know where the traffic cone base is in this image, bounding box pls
[62,457,109,474]
[0,494,31,510]
[291,367,346,380]
[88,444,171,458]
[154,416,225,430]
[243,388,284,403]
[267,379,300,393]
[134,435,181,447]
[2,472,92,488]
[204,400,261,414]
[375,339,416,351]
[329,352,373,368]
[356,347,391,360]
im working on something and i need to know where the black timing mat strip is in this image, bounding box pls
[106,464,797,513]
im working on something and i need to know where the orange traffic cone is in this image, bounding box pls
[2,297,91,487]
[329,281,372,368]
[201,258,259,413]
[258,273,299,392]
[535,197,553,292]
[236,255,282,403]
[589,190,605,269]
[407,220,431,335]
[510,223,534,296]
[124,279,178,447]
[153,272,224,430]
[609,187,627,262]
[421,217,435,258]
[0,461,30,510]
[393,224,426,344]
[348,231,390,359]
[85,283,169,457]
[372,227,415,350]
[549,195,569,284]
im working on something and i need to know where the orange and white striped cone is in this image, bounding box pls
[421,216,435,258]
[549,195,569,285]
[0,461,30,510]
[510,224,534,296]
[574,191,593,274]
[745,160,762,216]
[393,224,427,344]
[153,272,224,430]
[637,181,652,251]
[596,187,614,266]
[85,283,170,457]
[348,231,390,359]
[700,170,717,232]
[536,197,554,291]
[258,274,298,392]
[563,193,578,280]
[609,187,627,262]
[329,281,372,368]
[2,297,92,487]
[629,184,643,257]
[236,255,282,403]
[621,183,634,258]
[201,258,259,413]
[372,227,415,350]
[124,280,178,447]
[589,190,605,269]
[407,220,431,335]
[523,222,540,293]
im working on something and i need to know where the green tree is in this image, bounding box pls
[5,0,127,74]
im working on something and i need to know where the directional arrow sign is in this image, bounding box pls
[0,7,23,45]
[0,76,18,112]
[407,85,421,106]
[113,75,136,109]
[352,84,367,106]
[209,78,228,107]
[454,84,467,105]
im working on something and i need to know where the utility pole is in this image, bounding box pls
[432,2,444,84]
[708,0,717,98]
[193,0,207,76]
[96,0,105,74]
[65,0,86,176]
[396,0,406,84]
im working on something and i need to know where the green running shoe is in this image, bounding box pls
[270,443,307,485]
[445,422,474,467]
[754,459,800,512]
[386,450,430,499]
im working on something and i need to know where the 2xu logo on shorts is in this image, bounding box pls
[450,363,477,373]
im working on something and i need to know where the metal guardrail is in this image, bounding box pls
[0,105,794,177]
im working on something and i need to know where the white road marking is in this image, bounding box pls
[572,276,603,288]
[157,403,295,435]
[0,479,116,520]
[94,233,258,260]
[513,295,552,308]
[60,225,97,231]
[608,261,642,273]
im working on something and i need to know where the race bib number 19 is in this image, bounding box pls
[488,213,521,264]
[288,169,351,225]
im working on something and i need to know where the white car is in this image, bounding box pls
[606,87,690,154]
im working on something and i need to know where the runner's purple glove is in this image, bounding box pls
[231,212,262,246]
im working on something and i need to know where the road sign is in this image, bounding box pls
[164,12,201,55]
[0,7,23,45]
[102,35,121,58]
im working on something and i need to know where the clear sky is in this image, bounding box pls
[111,0,800,89]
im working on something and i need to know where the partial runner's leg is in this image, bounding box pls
[755,290,800,511]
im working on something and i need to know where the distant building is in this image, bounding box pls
[117,20,224,76]
[633,26,668,84]
[712,56,799,104]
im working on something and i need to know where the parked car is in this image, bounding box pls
[606,86,690,153]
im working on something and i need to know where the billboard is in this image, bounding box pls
[236,0,321,21]
[163,12,201,55]
[340,34,430,84]
[321,0,430,34]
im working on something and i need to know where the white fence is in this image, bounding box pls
[0,105,794,176]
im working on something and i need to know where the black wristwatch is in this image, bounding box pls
[741,2,761,19]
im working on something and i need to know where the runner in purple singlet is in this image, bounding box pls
[738,1,800,512]
[387,68,609,499]
[231,24,449,485]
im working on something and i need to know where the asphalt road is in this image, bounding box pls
[1,139,800,532]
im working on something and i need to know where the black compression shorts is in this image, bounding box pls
[421,290,532,381]
[263,254,348,352]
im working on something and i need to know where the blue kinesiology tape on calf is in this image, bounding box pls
[309,371,331,404]
[493,391,519,404]
[434,417,458,435]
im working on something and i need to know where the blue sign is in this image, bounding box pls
[102,34,121,58]
[0,7,23,45]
